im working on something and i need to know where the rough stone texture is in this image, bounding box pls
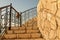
[37,0,60,40]
[1,38,44,40]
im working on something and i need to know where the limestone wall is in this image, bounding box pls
[37,0,60,40]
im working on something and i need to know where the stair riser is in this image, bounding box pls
[3,33,41,39]
[2,38,44,40]
[7,30,40,34]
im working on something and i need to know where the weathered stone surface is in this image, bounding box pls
[31,33,41,38]
[37,0,60,40]
[14,30,25,34]
[57,27,60,39]
[26,30,39,33]
[49,30,56,39]
[26,27,33,30]
[17,34,31,39]
[7,30,13,34]
[2,38,44,40]
[3,34,17,39]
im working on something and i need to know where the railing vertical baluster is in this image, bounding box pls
[14,11,16,27]
[9,3,12,30]
[27,11,29,27]
[5,7,8,33]
[0,9,2,33]
[18,14,19,27]
[20,13,22,27]
[32,9,34,28]
[13,10,15,27]
[18,15,19,27]
[24,12,26,27]
[18,12,19,27]
[19,13,20,27]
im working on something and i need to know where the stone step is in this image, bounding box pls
[11,27,25,30]
[7,29,40,34]
[7,30,26,34]
[17,33,41,39]
[14,29,39,34]
[26,26,38,30]
[3,34,17,39]
[10,26,39,30]
[11,26,38,30]
[32,26,38,30]
[11,25,38,30]
[17,34,31,39]
[26,30,40,33]
[19,27,25,30]
[26,26,33,30]
[24,24,37,28]
[6,30,13,34]
[31,33,41,38]
[1,38,44,40]
[2,33,41,39]
[11,27,19,30]
[13,30,25,34]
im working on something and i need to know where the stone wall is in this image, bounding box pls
[37,0,60,40]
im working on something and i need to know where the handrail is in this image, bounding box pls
[0,3,20,34]
[0,5,10,9]
[0,4,19,13]
[21,7,37,25]
[0,4,37,37]
[11,6,18,13]
[22,7,37,13]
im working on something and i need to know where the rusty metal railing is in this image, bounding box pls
[21,7,37,27]
[0,3,20,35]
[0,3,37,35]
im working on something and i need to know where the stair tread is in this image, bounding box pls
[11,27,25,30]
[2,33,41,39]
[2,38,44,40]
[3,34,17,39]
[26,29,40,33]
[14,30,25,34]
[7,29,40,34]
[11,27,19,30]
[7,30,13,34]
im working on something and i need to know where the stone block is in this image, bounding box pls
[17,34,31,39]
[7,30,13,34]
[3,34,17,39]
[31,33,41,38]
[27,30,39,33]
[14,30,25,34]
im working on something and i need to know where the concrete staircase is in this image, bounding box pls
[1,17,44,40]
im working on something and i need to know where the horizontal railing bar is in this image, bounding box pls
[1,9,7,12]
[11,6,18,13]
[0,5,10,9]
[22,7,37,13]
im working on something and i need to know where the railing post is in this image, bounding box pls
[14,11,16,27]
[20,13,22,27]
[0,9,1,33]
[5,7,8,33]
[18,15,19,27]
[17,12,19,27]
[9,3,12,30]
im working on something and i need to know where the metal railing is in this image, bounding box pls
[21,7,37,27]
[0,3,20,35]
[0,3,37,35]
